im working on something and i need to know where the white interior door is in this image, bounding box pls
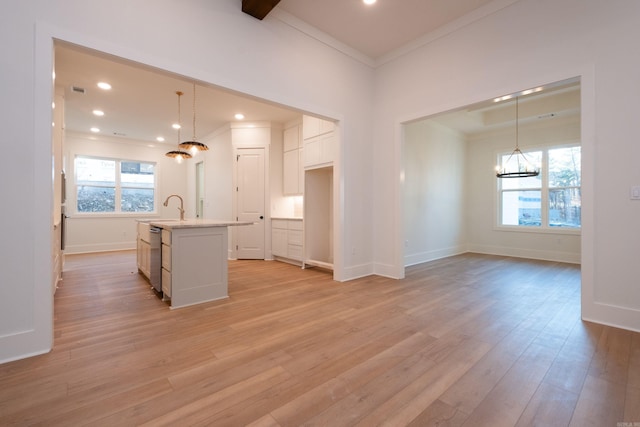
[235,148,265,259]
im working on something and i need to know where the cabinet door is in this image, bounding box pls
[283,149,300,195]
[272,228,288,257]
[141,240,151,279]
[318,133,334,165]
[303,116,333,140]
[284,125,299,152]
[137,239,143,270]
[303,136,321,168]
[304,133,334,168]
[303,116,322,140]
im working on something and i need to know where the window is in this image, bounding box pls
[75,156,156,214]
[498,145,580,229]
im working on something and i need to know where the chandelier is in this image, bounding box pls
[496,96,540,178]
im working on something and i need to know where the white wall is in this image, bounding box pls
[403,120,467,265]
[373,0,640,331]
[186,127,235,222]
[64,132,188,254]
[1,0,375,362]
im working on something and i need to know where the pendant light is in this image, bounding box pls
[179,82,209,155]
[165,91,192,162]
[495,96,540,178]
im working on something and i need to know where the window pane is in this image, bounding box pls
[75,157,115,186]
[77,186,115,212]
[549,147,581,187]
[121,162,155,189]
[501,190,541,226]
[549,188,581,227]
[500,151,542,190]
[121,188,155,212]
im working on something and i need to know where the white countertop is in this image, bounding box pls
[149,219,253,230]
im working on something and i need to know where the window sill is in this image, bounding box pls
[69,212,159,219]
[493,225,581,236]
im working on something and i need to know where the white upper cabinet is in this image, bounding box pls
[283,124,303,195]
[302,115,335,169]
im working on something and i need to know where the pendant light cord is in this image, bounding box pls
[176,91,182,143]
[192,82,197,141]
[515,96,519,151]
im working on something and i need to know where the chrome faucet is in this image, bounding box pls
[163,194,185,221]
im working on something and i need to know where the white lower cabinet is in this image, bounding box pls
[159,225,229,309]
[272,218,303,264]
[137,223,151,280]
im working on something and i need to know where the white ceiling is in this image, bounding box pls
[56,0,571,147]
[276,0,500,61]
[55,44,301,145]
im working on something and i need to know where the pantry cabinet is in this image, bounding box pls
[283,124,303,195]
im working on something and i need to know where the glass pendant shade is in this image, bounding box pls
[496,96,540,178]
[166,91,192,162]
[179,82,209,154]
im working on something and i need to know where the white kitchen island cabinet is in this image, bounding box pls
[150,219,252,309]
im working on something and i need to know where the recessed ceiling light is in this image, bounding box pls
[90,127,100,133]
[235,113,245,120]
[156,136,165,142]
[97,82,112,90]
[92,109,105,116]
[172,123,181,130]
[363,0,376,4]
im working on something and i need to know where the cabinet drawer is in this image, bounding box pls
[161,268,171,297]
[272,219,287,229]
[161,229,171,244]
[288,220,303,231]
[288,230,303,246]
[162,243,171,271]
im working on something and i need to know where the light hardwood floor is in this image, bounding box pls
[1,251,638,426]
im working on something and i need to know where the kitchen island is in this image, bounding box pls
[145,219,252,309]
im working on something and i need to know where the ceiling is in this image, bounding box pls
[55,43,301,145]
[56,0,572,147]
[275,0,500,60]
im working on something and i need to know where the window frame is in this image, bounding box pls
[495,142,581,235]
[73,155,158,217]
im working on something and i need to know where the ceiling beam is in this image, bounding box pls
[242,0,281,20]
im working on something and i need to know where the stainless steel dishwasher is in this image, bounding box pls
[149,226,162,293]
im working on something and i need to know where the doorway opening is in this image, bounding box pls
[401,78,582,271]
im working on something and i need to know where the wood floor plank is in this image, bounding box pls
[568,374,627,427]
[514,382,579,427]
[406,399,470,427]
[1,251,637,426]
[460,341,561,427]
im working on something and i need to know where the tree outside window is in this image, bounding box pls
[498,145,580,229]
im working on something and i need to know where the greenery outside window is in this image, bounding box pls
[75,156,156,214]
[498,145,580,230]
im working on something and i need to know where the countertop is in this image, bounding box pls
[148,219,254,230]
